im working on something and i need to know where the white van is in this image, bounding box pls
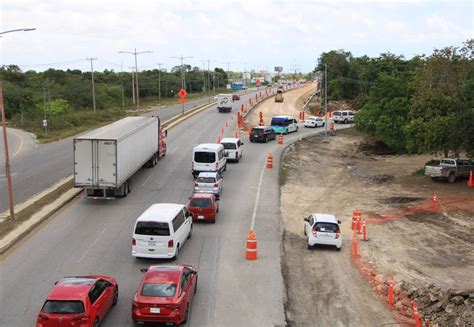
[333,110,355,124]
[220,138,243,163]
[192,143,227,178]
[217,94,233,113]
[132,203,192,260]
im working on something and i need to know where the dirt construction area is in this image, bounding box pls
[245,85,474,326]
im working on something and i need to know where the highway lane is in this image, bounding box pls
[0,87,305,326]
[0,88,262,213]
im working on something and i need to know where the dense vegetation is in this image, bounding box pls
[317,39,473,157]
[0,65,230,140]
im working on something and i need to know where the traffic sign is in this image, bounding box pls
[178,88,188,103]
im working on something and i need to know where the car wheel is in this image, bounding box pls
[431,177,439,182]
[194,276,198,294]
[448,172,456,183]
[188,228,192,240]
[336,247,342,251]
[307,244,313,250]
[304,228,306,236]
[173,245,179,261]
[94,317,99,327]
[224,164,227,172]
[344,119,348,124]
[264,136,268,143]
[112,286,118,306]
[181,306,189,325]
[211,219,216,224]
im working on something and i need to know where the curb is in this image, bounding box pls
[0,101,217,255]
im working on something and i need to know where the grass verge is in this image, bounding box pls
[0,180,75,239]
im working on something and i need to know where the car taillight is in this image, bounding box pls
[168,240,174,248]
[132,238,136,246]
[192,161,195,169]
[195,183,199,187]
[132,301,139,309]
[335,231,341,239]
[72,314,88,321]
[38,313,49,320]
[214,183,218,187]
[312,230,317,237]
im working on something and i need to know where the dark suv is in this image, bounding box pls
[249,126,275,143]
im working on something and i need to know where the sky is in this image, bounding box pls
[1,0,472,74]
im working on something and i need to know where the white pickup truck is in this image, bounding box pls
[425,158,474,183]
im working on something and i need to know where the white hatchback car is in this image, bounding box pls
[304,213,342,250]
[220,137,243,162]
[194,172,223,198]
[304,116,325,128]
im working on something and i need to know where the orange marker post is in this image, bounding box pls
[388,274,394,307]
[362,218,367,241]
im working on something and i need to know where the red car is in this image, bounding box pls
[132,265,198,325]
[187,193,219,223]
[37,275,118,327]
[232,94,240,101]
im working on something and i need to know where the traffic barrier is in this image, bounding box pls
[351,210,361,230]
[217,136,220,144]
[266,152,273,169]
[412,301,422,327]
[468,171,473,187]
[277,134,283,144]
[362,218,368,241]
[388,274,394,307]
[356,215,362,234]
[432,194,437,211]
[245,229,257,260]
[352,230,358,257]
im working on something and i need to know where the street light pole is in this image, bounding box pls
[0,82,15,221]
[86,58,97,111]
[157,63,163,101]
[206,59,216,104]
[172,55,193,115]
[0,27,36,221]
[118,48,153,111]
[324,63,328,138]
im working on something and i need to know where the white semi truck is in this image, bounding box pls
[74,116,167,198]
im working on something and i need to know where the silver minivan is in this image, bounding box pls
[132,203,193,260]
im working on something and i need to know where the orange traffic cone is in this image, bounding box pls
[221,127,224,134]
[245,229,257,260]
[266,152,273,169]
[277,134,283,144]
[234,131,238,138]
[217,136,220,144]
[468,171,473,187]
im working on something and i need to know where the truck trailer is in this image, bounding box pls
[74,116,167,198]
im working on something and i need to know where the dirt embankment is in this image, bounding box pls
[280,129,474,326]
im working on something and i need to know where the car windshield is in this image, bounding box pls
[190,198,212,208]
[222,143,237,150]
[271,118,289,126]
[314,222,339,233]
[252,128,264,135]
[194,151,216,163]
[197,177,216,183]
[141,283,177,297]
[41,300,85,314]
[135,221,170,236]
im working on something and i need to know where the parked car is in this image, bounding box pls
[194,172,223,198]
[425,158,474,183]
[187,193,219,223]
[220,137,243,162]
[132,265,198,326]
[333,110,355,124]
[304,214,342,251]
[37,275,118,327]
[249,126,276,143]
[304,116,325,128]
[132,203,193,260]
[232,94,240,101]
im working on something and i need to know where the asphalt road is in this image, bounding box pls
[0,89,259,213]
[0,87,322,326]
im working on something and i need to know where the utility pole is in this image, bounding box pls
[172,55,193,115]
[157,63,163,100]
[131,68,136,105]
[324,63,328,138]
[120,61,125,110]
[119,48,153,111]
[86,58,97,111]
[206,59,216,104]
[0,81,15,220]
[201,60,207,93]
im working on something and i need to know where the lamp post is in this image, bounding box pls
[0,27,36,221]
[157,63,164,101]
[206,59,216,104]
[172,55,193,115]
[324,63,328,137]
[118,48,153,111]
[86,58,97,111]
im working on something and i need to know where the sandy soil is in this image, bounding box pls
[280,130,474,326]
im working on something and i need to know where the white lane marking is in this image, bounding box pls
[78,228,106,263]
[141,173,153,187]
[250,161,266,231]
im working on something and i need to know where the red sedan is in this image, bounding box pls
[187,193,219,223]
[132,265,198,325]
[37,275,118,327]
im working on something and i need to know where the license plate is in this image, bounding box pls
[148,241,156,246]
[150,307,160,314]
[198,215,204,219]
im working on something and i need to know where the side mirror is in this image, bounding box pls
[54,281,59,285]
[164,130,168,137]
[338,220,342,224]
[140,268,148,273]
[303,217,309,222]
[241,142,244,145]
[191,270,198,275]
